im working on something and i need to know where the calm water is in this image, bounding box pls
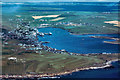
[38,27,119,54]
[2,2,118,12]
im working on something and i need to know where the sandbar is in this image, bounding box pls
[32,15,60,19]
[103,41,120,44]
[104,21,120,27]
[50,17,65,21]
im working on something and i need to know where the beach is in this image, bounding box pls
[50,17,65,21]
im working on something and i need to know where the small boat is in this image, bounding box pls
[44,32,52,35]
[49,32,52,35]
[38,33,44,37]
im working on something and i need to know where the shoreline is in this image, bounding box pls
[45,26,120,35]
[1,2,120,79]
[70,32,120,35]
[1,26,120,79]
[1,59,119,79]
[103,41,120,45]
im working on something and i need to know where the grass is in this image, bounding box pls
[1,39,118,75]
[1,7,119,75]
[2,7,119,35]
[2,49,118,75]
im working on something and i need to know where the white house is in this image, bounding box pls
[8,57,17,61]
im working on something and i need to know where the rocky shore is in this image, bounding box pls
[0,59,119,79]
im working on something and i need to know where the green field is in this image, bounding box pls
[1,39,118,75]
[2,6,119,34]
[2,50,118,75]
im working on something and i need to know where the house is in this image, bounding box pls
[8,57,17,61]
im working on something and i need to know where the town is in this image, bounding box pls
[1,22,76,56]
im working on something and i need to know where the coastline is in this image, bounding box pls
[1,24,120,79]
[1,59,119,79]
[70,32,120,35]
[50,26,120,35]
[1,2,120,79]
[103,41,120,44]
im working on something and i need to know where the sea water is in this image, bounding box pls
[58,61,120,78]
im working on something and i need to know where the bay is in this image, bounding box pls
[38,27,120,54]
